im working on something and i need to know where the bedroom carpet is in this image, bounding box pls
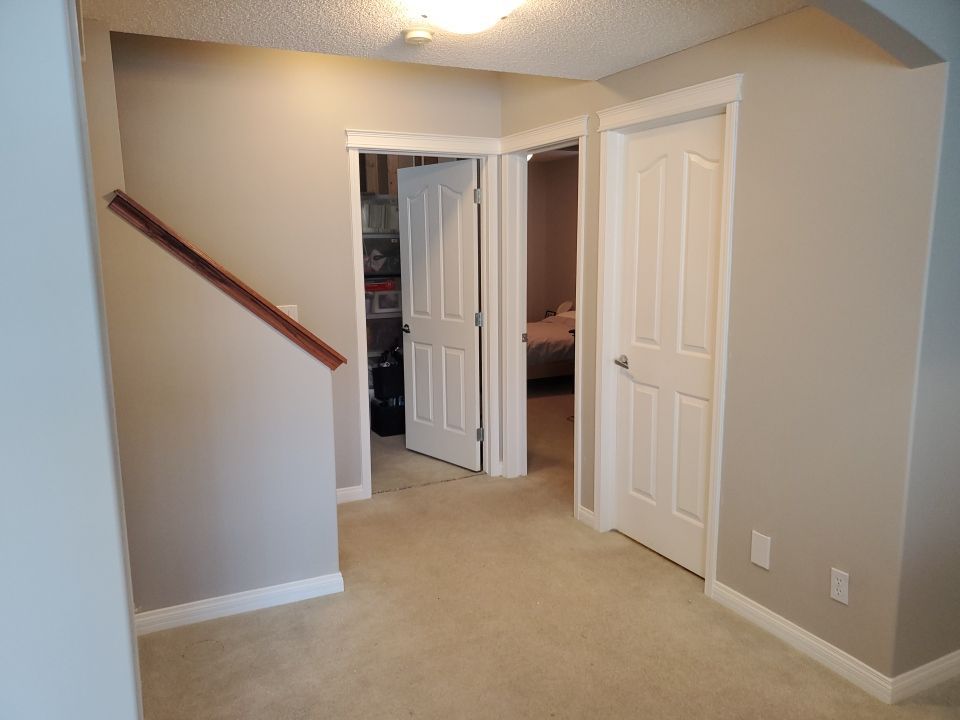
[136,388,960,719]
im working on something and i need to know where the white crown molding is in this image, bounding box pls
[597,74,743,132]
[345,129,500,156]
[712,582,960,704]
[134,572,344,635]
[347,118,588,158]
[500,115,589,154]
[337,484,370,504]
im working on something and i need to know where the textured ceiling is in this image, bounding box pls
[83,0,805,80]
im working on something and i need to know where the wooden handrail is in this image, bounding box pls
[108,190,347,371]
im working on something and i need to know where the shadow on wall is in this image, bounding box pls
[527,150,579,323]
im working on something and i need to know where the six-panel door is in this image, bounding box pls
[397,160,482,472]
[613,113,724,576]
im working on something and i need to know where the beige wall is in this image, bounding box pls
[84,23,340,611]
[501,7,946,674]
[88,4,954,676]
[1,6,140,718]
[887,0,960,676]
[109,33,502,491]
[527,155,579,322]
[105,232,340,610]
[894,65,960,675]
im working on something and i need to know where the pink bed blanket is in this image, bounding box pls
[526,313,576,365]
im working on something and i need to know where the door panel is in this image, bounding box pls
[440,185,465,321]
[673,392,710,525]
[398,160,481,471]
[624,378,658,501]
[411,341,433,423]
[614,113,724,577]
[633,158,665,348]
[442,347,466,432]
[407,189,431,317]
[678,152,721,356]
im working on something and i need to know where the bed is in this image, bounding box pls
[526,308,576,380]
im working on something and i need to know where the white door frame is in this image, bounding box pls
[344,131,502,501]
[499,117,590,524]
[593,75,742,596]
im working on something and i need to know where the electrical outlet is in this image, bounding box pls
[750,530,771,570]
[831,568,849,605]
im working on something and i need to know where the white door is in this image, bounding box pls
[613,113,724,576]
[398,160,482,471]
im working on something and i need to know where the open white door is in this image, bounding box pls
[613,113,725,576]
[398,160,482,472]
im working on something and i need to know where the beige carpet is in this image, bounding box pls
[137,388,960,719]
[370,431,481,494]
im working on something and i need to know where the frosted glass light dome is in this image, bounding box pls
[410,0,525,34]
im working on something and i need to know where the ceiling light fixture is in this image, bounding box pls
[408,0,525,35]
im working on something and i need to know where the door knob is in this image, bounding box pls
[614,354,629,369]
[401,324,411,334]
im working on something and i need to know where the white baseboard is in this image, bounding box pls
[576,505,596,529]
[890,647,960,703]
[337,484,370,504]
[712,582,891,701]
[712,582,960,704]
[134,572,344,636]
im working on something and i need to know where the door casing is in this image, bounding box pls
[594,74,742,597]
[342,76,740,583]
[345,133,501,502]
[499,117,590,524]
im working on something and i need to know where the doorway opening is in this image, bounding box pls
[525,146,580,485]
[357,152,485,494]
[498,119,588,521]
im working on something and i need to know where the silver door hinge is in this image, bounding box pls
[474,312,484,327]
[473,188,482,204]
[476,427,484,443]
[521,332,529,343]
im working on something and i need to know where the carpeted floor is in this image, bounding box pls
[137,387,960,719]
[370,432,482,494]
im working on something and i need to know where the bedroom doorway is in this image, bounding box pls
[357,152,485,494]
[499,117,588,520]
[525,146,580,483]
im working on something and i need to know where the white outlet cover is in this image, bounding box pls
[831,568,849,605]
[750,530,771,570]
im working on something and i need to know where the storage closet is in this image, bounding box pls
[360,154,444,438]
[362,186,403,436]
[360,153,483,494]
